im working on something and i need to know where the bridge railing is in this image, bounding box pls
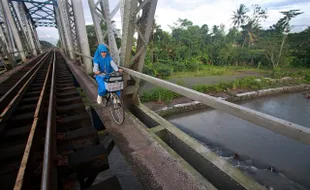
[62,48,310,145]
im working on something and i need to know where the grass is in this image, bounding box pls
[140,88,181,103]
[168,65,310,81]
[167,65,269,79]
[141,75,309,103]
[271,68,310,79]
[195,76,307,94]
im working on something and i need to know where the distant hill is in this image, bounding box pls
[40,40,55,49]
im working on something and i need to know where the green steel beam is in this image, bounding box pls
[10,0,57,27]
[10,0,57,5]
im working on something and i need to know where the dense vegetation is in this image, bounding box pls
[77,4,310,79]
[55,4,310,80]
[40,40,54,49]
[142,5,309,78]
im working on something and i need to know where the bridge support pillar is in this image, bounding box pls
[131,0,158,102]
[119,0,158,103]
[88,0,121,65]
[71,0,92,74]
[55,6,66,53]
[88,0,104,44]
[120,0,137,67]
[17,3,37,56]
[65,0,80,60]
[57,0,74,60]
[31,25,42,53]
[101,0,120,64]
[1,0,26,62]
[0,13,16,65]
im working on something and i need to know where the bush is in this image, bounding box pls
[193,83,231,93]
[192,84,207,92]
[271,68,289,79]
[143,63,172,78]
[204,66,227,75]
[141,88,181,103]
[271,68,310,79]
[143,64,156,76]
[185,61,202,72]
[155,63,172,78]
[232,76,263,89]
[193,76,265,93]
[171,62,186,72]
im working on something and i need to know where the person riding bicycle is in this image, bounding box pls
[93,44,122,104]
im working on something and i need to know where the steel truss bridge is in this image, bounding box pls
[0,0,309,189]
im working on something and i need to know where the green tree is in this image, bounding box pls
[272,10,303,67]
[288,27,310,67]
[232,4,249,28]
[260,10,303,68]
[56,40,61,48]
[40,40,54,49]
[232,4,267,47]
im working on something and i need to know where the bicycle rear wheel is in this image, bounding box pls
[109,93,125,125]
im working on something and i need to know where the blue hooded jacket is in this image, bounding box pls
[93,44,114,74]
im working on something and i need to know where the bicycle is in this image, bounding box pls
[101,71,125,125]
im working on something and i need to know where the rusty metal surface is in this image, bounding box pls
[0,53,46,85]
[0,51,52,190]
[40,51,116,190]
[0,51,50,113]
[41,49,56,190]
[13,51,54,190]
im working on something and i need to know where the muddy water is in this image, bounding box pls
[168,92,310,189]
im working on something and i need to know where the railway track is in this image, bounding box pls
[0,50,118,190]
[0,53,47,99]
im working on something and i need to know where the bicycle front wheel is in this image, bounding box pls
[109,93,125,125]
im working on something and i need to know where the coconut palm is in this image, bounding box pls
[232,4,249,28]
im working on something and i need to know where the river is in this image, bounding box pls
[168,92,310,189]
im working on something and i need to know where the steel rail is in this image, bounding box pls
[0,50,51,113]
[13,51,54,190]
[41,49,56,190]
[0,51,52,133]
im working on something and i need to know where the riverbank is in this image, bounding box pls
[304,90,310,98]
[143,77,310,117]
[141,66,268,93]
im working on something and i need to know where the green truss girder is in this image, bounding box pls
[10,0,57,27]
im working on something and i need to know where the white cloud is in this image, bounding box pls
[155,0,310,32]
[37,27,59,45]
[35,0,310,45]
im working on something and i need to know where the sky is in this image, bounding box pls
[37,0,310,45]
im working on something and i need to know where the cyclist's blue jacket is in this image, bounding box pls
[93,44,119,96]
[93,44,118,74]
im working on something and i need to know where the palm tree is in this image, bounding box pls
[232,4,249,47]
[232,4,249,28]
[242,20,261,47]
